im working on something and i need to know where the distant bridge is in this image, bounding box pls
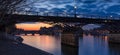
[16,31,40,36]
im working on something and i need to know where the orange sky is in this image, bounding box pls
[16,22,53,31]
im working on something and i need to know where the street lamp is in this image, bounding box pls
[74,0,77,18]
[74,6,77,18]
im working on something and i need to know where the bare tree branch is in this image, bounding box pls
[0,0,41,23]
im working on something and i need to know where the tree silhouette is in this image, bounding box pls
[0,0,39,21]
[0,0,41,42]
[0,0,26,18]
[0,0,25,32]
[0,0,39,32]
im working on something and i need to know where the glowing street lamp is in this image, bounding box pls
[74,0,77,18]
[74,6,77,18]
[74,6,77,9]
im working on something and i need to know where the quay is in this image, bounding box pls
[61,32,79,47]
[109,34,120,44]
[0,32,52,55]
[0,40,52,55]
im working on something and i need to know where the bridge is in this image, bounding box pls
[1,10,120,25]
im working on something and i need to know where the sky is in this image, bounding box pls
[18,0,120,17]
[16,22,53,31]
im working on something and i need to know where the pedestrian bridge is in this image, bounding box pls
[3,10,120,25]
[12,10,120,20]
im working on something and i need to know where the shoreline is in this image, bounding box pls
[0,40,52,55]
[0,32,52,55]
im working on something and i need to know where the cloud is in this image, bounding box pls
[21,0,120,17]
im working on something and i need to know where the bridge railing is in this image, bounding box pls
[12,10,120,20]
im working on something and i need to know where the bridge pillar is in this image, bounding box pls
[61,32,79,55]
[109,34,120,43]
[61,32,79,47]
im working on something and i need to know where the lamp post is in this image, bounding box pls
[74,0,77,18]
[74,6,77,18]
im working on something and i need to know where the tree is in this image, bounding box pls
[0,0,27,32]
[0,0,39,32]
[0,0,26,18]
[0,0,40,22]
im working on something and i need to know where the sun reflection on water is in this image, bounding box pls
[21,35,61,55]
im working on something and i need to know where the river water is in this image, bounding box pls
[21,35,61,55]
[19,34,120,55]
[14,22,120,55]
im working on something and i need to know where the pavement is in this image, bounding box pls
[0,40,52,55]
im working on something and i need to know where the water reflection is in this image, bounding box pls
[62,44,78,55]
[21,35,61,55]
[20,34,120,55]
[109,44,120,55]
[61,32,79,55]
[79,35,109,55]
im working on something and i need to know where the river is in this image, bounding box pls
[13,22,120,55]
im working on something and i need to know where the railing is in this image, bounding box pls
[11,10,120,20]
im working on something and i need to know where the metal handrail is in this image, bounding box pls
[12,10,120,20]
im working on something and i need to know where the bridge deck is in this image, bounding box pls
[1,11,120,25]
[12,10,120,20]
[6,14,120,24]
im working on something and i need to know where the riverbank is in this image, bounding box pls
[0,32,52,55]
[0,32,23,43]
[0,40,52,55]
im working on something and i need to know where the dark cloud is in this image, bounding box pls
[21,0,120,17]
[50,8,64,13]
[105,5,120,13]
[39,8,48,12]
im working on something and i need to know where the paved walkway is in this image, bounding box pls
[0,40,52,55]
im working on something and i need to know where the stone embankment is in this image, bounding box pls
[109,34,120,43]
[0,32,23,43]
